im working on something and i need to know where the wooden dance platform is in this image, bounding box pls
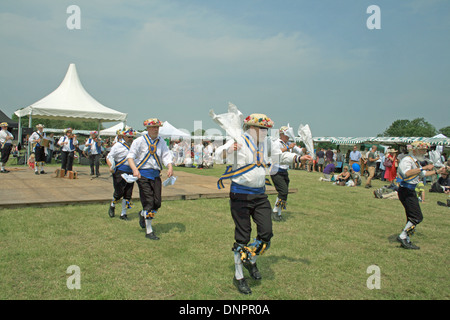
[0,166,296,208]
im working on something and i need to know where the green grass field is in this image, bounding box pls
[1,165,449,300]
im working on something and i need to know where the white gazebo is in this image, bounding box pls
[14,63,127,141]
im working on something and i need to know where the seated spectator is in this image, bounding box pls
[373,185,399,199]
[335,165,351,186]
[320,162,336,181]
[350,163,362,187]
[429,168,450,194]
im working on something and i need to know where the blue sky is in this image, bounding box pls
[1,0,449,137]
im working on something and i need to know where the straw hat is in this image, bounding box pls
[244,113,274,128]
[0,122,8,127]
[36,124,45,129]
[121,128,137,137]
[143,118,163,127]
[64,128,73,133]
[409,141,430,150]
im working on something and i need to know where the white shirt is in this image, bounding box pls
[57,135,78,152]
[0,129,13,145]
[398,154,424,185]
[269,139,302,173]
[29,130,46,146]
[215,132,283,189]
[85,138,101,155]
[127,134,173,170]
[108,140,131,167]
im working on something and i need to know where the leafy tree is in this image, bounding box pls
[11,114,103,130]
[438,126,450,137]
[379,118,437,137]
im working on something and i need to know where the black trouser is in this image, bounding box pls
[230,192,273,245]
[35,146,46,163]
[112,170,134,201]
[398,186,423,225]
[136,176,162,212]
[89,154,101,175]
[270,171,290,201]
[1,144,12,164]
[61,151,74,173]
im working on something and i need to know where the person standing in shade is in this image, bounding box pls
[85,131,103,177]
[57,128,78,176]
[0,122,14,173]
[127,118,174,240]
[29,124,47,175]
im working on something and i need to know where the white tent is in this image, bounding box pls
[15,63,127,123]
[99,122,125,136]
[157,121,190,139]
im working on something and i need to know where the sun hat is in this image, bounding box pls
[0,122,8,127]
[121,128,137,137]
[64,128,73,133]
[408,141,430,150]
[143,118,163,127]
[244,114,274,128]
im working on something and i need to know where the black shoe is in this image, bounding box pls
[139,212,146,228]
[233,277,252,295]
[243,261,262,280]
[0,169,9,173]
[108,205,115,218]
[437,201,448,207]
[35,171,39,175]
[145,232,160,240]
[271,212,282,222]
[397,236,420,250]
[119,214,129,221]
[40,171,46,174]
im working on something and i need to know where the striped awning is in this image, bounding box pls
[310,136,450,146]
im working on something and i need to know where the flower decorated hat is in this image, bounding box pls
[409,141,431,150]
[122,128,137,137]
[244,114,274,128]
[143,118,163,127]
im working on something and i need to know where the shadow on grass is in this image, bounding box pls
[228,254,311,288]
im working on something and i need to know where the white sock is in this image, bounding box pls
[234,252,244,280]
[273,197,279,213]
[145,218,153,234]
[399,221,414,239]
[121,199,127,216]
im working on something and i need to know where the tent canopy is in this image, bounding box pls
[14,63,127,122]
[156,121,190,139]
[99,122,124,136]
[0,110,18,128]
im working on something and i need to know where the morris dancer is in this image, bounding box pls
[29,124,47,175]
[396,141,443,250]
[127,118,174,240]
[0,122,14,173]
[270,126,311,221]
[215,113,306,295]
[106,128,137,221]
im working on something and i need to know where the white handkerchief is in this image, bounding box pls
[163,176,177,187]
[121,173,138,183]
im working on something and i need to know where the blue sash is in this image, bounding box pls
[217,134,271,189]
[136,135,163,170]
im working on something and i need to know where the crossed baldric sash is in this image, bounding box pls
[397,156,422,185]
[138,134,163,170]
[217,134,271,189]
